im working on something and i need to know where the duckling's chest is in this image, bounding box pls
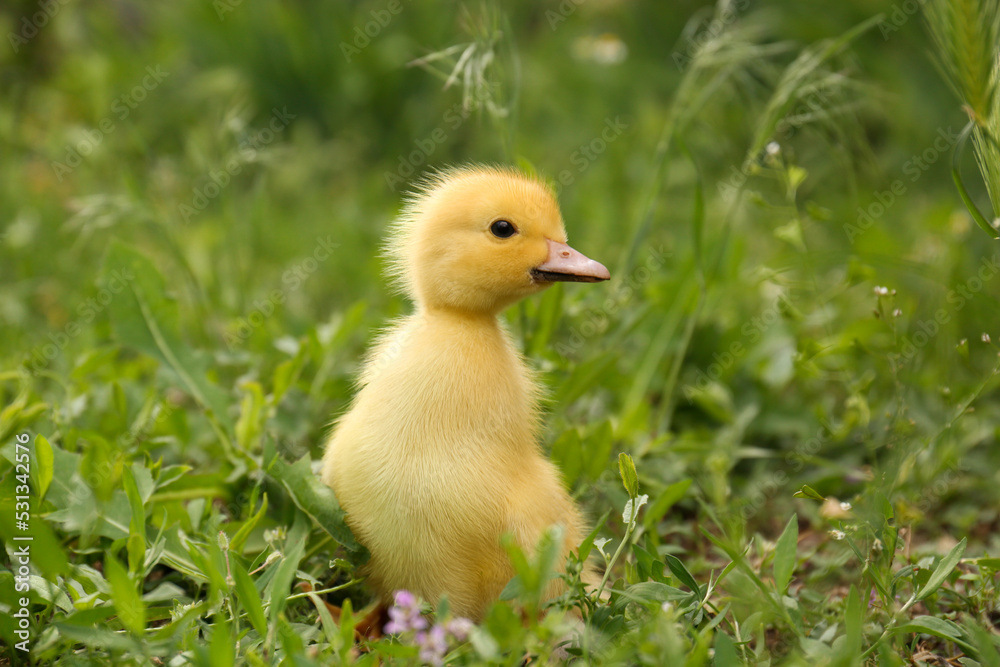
[374,319,536,430]
[334,314,539,472]
[326,315,542,540]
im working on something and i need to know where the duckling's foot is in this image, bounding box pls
[297,583,386,642]
[353,602,390,640]
[320,599,389,641]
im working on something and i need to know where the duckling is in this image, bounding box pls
[321,165,609,622]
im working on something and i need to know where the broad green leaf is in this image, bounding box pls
[209,617,235,667]
[54,624,136,651]
[0,498,68,579]
[792,484,825,501]
[126,533,146,579]
[633,543,655,581]
[665,554,699,592]
[614,581,679,606]
[267,511,309,624]
[844,585,862,655]
[33,434,53,502]
[772,514,798,594]
[103,241,233,434]
[336,598,356,660]
[892,616,969,653]
[231,557,267,638]
[915,537,966,602]
[500,534,533,600]
[104,554,145,635]
[123,466,146,546]
[966,621,1000,667]
[0,394,47,445]
[303,587,343,651]
[229,493,268,555]
[235,381,265,452]
[58,607,117,627]
[264,439,365,559]
[713,630,738,667]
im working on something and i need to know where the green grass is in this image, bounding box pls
[2,0,1000,664]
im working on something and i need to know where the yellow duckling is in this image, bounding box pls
[321,165,610,622]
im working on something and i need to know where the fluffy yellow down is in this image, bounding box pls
[322,165,603,620]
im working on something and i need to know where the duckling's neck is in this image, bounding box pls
[418,304,502,329]
[357,302,538,460]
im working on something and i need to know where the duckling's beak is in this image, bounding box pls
[531,239,611,283]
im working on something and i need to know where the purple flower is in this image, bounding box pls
[445,617,474,642]
[417,624,448,666]
[384,589,428,635]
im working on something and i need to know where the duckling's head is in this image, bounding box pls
[386,165,610,315]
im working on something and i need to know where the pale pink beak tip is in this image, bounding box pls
[532,239,610,283]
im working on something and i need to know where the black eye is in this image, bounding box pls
[490,220,517,238]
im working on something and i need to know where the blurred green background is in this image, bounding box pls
[2,0,999,663]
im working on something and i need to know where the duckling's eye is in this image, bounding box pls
[490,220,517,239]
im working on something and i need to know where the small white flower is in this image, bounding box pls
[839,501,852,512]
[893,309,902,317]
[264,551,282,566]
[982,333,992,343]
[661,601,673,613]
[829,529,845,541]
[766,141,781,156]
[874,286,889,296]
[263,527,286,544]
